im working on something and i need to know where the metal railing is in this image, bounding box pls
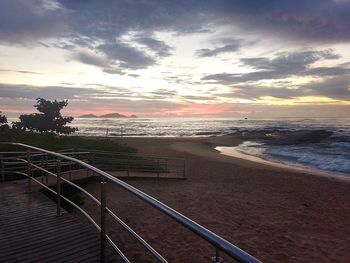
[73,149,186,178]
[0,142,260,263]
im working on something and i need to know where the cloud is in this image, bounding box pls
[134,35,173,57]
[195,39,242,57]
[0,83,188,116]
[0,0,67,44]
[302,75,350,100]
[97,42,156,69]
[2,0,350,47]
[151,89,177,97]
[0,69,41,74]
[214,75,350,101]
[0,83,194,102]
[72,52,111,68]
[2,0,350,72]
[0,83,96,100]
[202,49,348,84]
[232,86,302,100]
[241,50,339,71]
[58,0,350,44]
[210,0,350,43]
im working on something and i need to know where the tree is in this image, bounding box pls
[0,112,7,125]
[0,112,9,132]
[13,98,77,134]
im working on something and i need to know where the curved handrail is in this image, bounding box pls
[0,142,261,263]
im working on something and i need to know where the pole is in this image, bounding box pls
[56,159,61,216]
[27,149,32,192]
[157,159,160,178]
[100,180,107,263]
[41,154,44,184]
[183,159,186,178]
[1,158,4,182]
[45,154,49,184]
[211,249,224,263]
[127,155,130,177]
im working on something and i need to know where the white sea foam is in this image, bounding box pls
[232,141,350,175]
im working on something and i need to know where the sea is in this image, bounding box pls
[71,117,350,177]
[7,117,350,177]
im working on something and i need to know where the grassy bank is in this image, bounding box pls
[0,129,136,153]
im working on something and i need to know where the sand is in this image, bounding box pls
[81,136,350,262]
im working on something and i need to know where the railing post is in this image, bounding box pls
[56,159,61,216]
[1,158,4,182]
[211,249,224,263]
[100,180,107,263]
[69,162,72,181]
[127,155,130,177]
[27,149,32,192]
[157,159,160,178]
[45,154,49,184]
[41,154,44,184]
[182,159,186,178]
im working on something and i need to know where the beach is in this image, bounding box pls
[81,136,350,262]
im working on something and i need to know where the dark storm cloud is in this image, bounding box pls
[202,50,349,84]
[196,39,242,57]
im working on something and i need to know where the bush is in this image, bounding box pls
[13,98,77,134]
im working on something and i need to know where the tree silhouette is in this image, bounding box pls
[0,112,7,125]
[0,112,9,131]
[13,98,77,134]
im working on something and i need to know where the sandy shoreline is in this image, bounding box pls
[82,135,350,262]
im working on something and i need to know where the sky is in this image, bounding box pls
[0,0,349,118]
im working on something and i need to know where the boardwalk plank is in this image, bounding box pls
[0,181,120,263]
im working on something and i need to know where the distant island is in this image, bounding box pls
[78,113,137,118]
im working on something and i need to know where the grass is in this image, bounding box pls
[0,129,165,184]
[0,129,136,153]
[40,177,95,213]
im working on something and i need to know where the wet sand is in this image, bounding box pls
[82,136,350,262]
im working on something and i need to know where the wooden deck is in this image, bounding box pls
[0,181,119,263]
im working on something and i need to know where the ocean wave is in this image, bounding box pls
[233,141,350,175]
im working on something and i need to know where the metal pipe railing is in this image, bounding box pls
[0,142,260,263]
[2,163,131,262]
